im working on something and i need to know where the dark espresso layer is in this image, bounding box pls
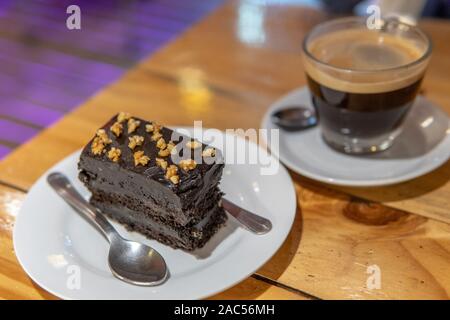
[307,75,422,112]
[307,75,422,138]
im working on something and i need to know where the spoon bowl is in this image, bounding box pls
[271,105,318,131]
[47,172,168,286]
[108,236,168,286]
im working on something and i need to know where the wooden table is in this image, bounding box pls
[1,0,449,300]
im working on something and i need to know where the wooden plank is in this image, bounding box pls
[0,185,57,299]
[256,178,450,299]
[210,277,310,300]
[0,0,225,159]
[0,66,265,189]
[0,184,307,300]
[2,173,450,299]
[338,19,450,223]
[141,2,450,223]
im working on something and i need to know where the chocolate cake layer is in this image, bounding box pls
[88,186,224,227]
[78,113,227,250]
[79,158,223,226]
[78,116,224,226]
[91,196,226,251]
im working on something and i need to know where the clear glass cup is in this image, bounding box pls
[302,17,432,154]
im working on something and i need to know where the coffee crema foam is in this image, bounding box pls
[304,29,429,93]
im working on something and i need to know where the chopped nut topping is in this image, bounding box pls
[96,129,112,144]
[145,123,154,133]
[91,136,106,155]
[110,122,123,137]
[158,148,170,157]
[155,158,168,170]
[117,112,131,123]
[166,141,175,152]
[128,135,144,150]
[127,118,141,134]
[151,131,163,142]
[91,129,111,155]
[169,175,180,184]
[165,165,179,184]
[191,230,203,238]
[145,122,161,133]
[108,147,121,162]
[186,140,202,149]
[166,164,178,176]
[179,159,197,171]
[169,144,179,156]
[156,138,167,150]
[202,148,216,157]
[156,137,173,157]
[133,151,150,166]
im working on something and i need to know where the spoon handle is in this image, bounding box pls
[221,198,272,235]
[47,172,118,242]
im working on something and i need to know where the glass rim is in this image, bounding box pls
[302,16,433,74]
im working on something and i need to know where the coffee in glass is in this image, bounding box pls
[302,17,431,154]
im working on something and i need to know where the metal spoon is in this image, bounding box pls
[271,105,318,131]
[221,198,272,235]
[47,172,168,286]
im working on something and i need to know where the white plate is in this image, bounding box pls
[261,86,450,186]
[13,128,296,300]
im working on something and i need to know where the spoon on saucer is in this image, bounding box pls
[271,105,318,131]
[221,198,272,235]
[47,172,169,286]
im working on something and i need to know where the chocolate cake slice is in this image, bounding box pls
[78,113,227,250]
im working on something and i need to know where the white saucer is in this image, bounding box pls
[13,128,296,300]
[261,87,450,186]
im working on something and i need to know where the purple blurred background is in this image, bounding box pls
[2,0,448,161]
[0,0,223,160]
